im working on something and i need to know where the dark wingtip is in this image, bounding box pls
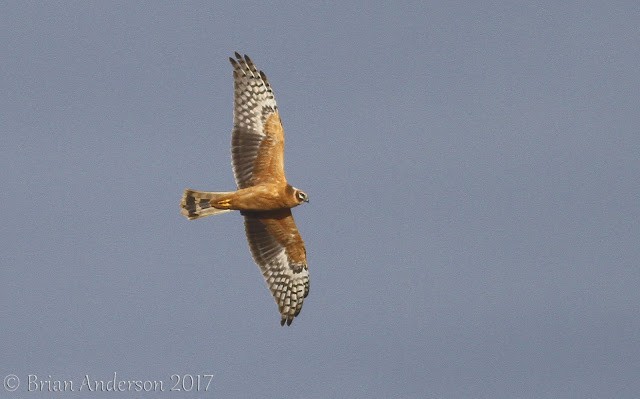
[234,51,242,60]
[280,316,294,326]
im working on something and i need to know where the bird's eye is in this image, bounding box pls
[297,192,306,201]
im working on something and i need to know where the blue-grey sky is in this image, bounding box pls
[2,2,639,398]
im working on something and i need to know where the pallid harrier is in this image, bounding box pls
[180,53,309,326]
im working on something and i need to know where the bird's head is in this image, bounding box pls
[294,189,310,205]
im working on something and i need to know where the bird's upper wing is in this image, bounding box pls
[243,209,309,326]
[230,53,287,189]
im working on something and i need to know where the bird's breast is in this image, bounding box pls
[230,185,296,211]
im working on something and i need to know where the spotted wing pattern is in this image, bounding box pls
[243,209,309,326]
[230,53,284,189]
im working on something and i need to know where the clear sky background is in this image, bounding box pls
[1,2,639,398]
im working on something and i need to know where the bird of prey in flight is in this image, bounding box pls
[181,53,309,326]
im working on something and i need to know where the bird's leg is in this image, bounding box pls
[214,198,232,209]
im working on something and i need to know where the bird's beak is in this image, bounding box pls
[304,198,310,203]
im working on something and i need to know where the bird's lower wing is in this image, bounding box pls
[243,209,309,326]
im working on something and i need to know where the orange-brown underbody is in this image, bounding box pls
[211,184,301,211]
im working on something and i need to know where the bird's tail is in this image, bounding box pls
[180,189,234,220]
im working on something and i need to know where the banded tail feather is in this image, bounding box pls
[180,189,233,220]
